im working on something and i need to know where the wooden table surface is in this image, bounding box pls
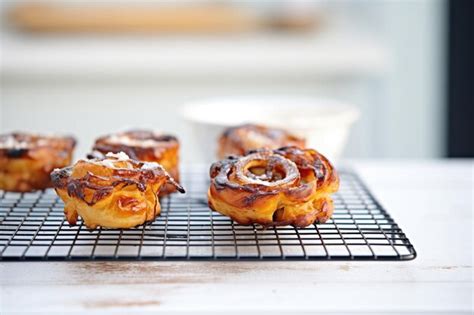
[1,160,472,314]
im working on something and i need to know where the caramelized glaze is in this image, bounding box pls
[0,132,76,192]
[51,152,184,229]
[217,124,305,159]
[91,130,180,196]
[208,147,339,228]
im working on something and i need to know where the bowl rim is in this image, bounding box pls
[180,95,360,128]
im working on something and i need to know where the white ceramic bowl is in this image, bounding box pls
[180,96,359,162]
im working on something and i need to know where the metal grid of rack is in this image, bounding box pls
[0,169,416,261]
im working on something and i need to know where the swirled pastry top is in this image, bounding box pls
[212,147,337,194]
[218,124,305,159]
[0,132,76,159]
[208,146,339,227]
[51,152,184,206]
[92,130,178,161]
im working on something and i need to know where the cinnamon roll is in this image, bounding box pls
[0,132,76,192]
[51,152,184,229]
[218,124,305,159]
[91,130,180,195]
[208,146,339,228]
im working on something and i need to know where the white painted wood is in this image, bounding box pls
[0,160,472,314]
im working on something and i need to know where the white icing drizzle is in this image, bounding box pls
[141,161,161,170]
[0,134,64,149]
[105,151,130,161]
[107,134,159,148]
[0,136,30,149]
[92,152,163,172]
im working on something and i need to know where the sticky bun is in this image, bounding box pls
[91,130,180,195]
[0,132,76,192]
[208,146,339,228]
[217,124,305,159]
[51,152,184,229]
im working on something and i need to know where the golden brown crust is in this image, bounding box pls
[208,146,339,228]
[0,132,76,192]
[91,130,180,196]
[217,124,305,159]
[51,152,184,229]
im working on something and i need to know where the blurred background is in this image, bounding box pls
[0,0,471,163]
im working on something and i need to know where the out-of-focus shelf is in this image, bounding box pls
[1,28,389,82]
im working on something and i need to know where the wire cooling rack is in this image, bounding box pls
[0,168,416,261]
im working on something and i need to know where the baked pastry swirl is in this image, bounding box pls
[218,124,305,159]
[51,152,184,229]
[91,130,180,195]
[208,146,339,228]
[0,132,76,192]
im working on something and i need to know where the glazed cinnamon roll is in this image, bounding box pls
[51,152,184,229]
[218,124,305,159]
[91,130,180,196]
[0,132,76,192]
[208,146,339,228]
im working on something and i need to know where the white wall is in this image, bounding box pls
[370,0,446,158]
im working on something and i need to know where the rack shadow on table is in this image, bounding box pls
[0,169,416,261]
